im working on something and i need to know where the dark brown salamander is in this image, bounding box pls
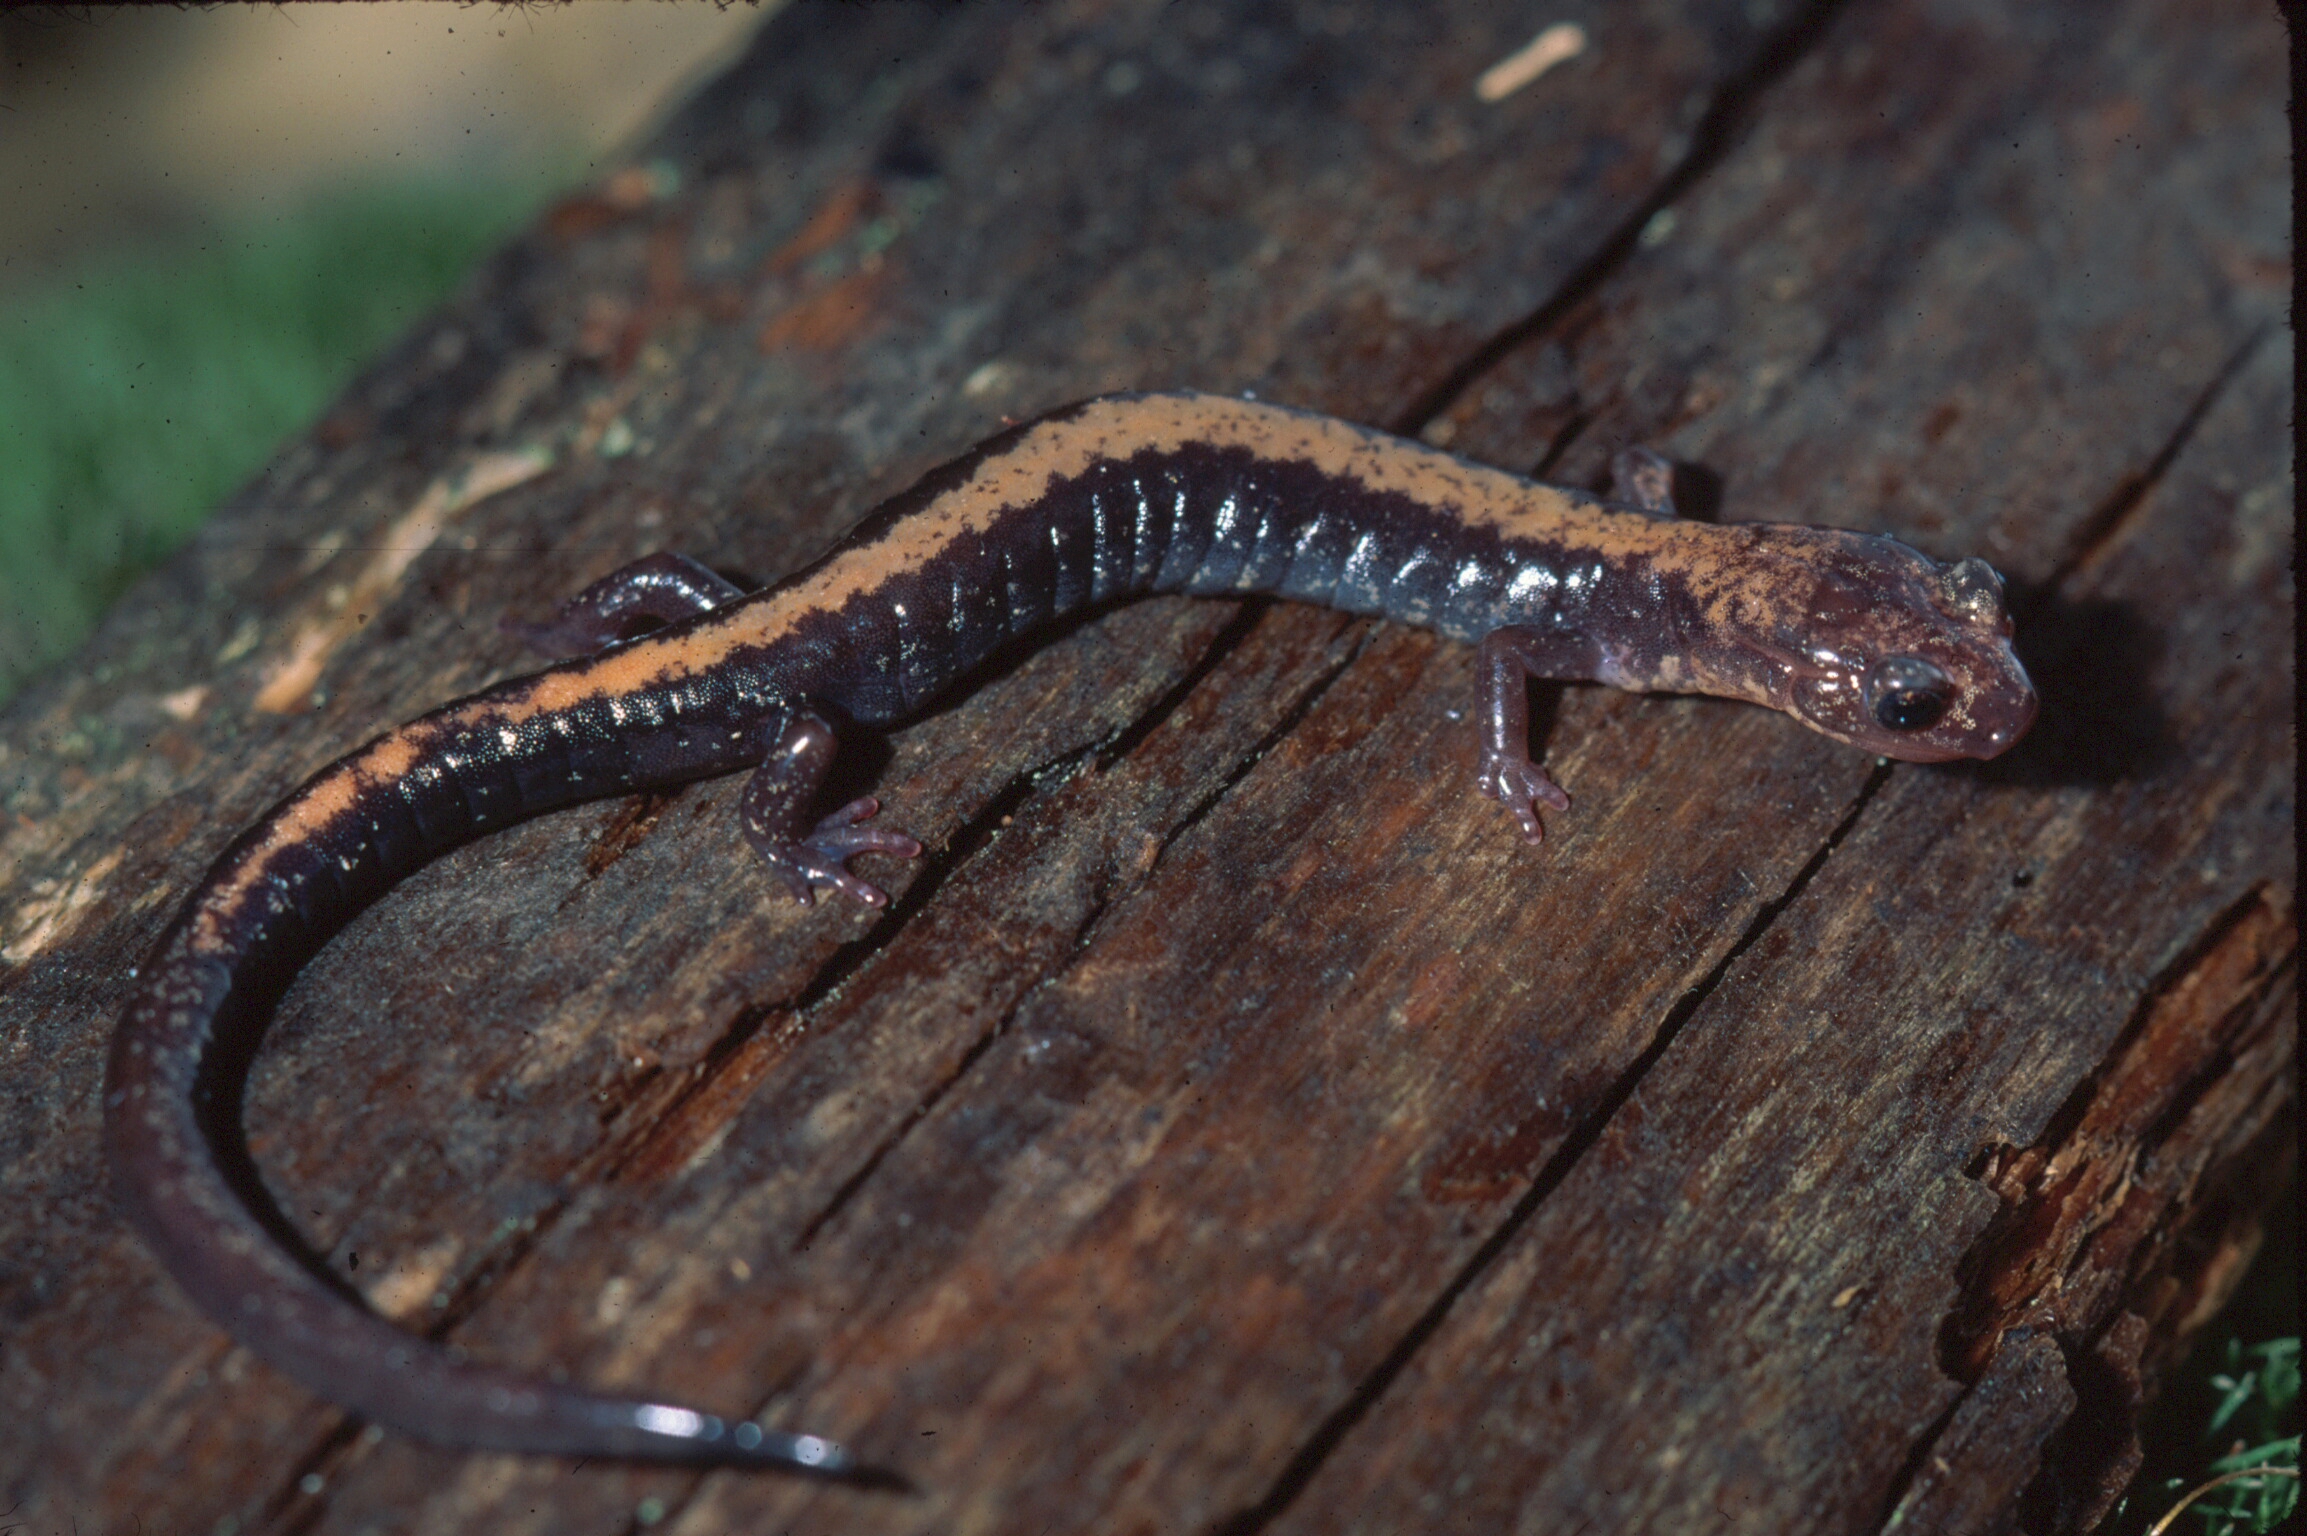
[104,391,2037,1479]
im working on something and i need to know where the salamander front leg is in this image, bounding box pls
[508,551,747,658]
[1475,626,1600,845]
[743,712,924,907]
[1610,447,1680,519]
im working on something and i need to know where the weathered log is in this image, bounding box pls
[0,1,2287,1532]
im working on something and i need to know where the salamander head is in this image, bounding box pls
[1753,530,2036,762]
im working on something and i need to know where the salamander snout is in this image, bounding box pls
[1850,645,2037,760]
[1776,541,2038,763]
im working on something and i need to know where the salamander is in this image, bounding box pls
[104,390,2037,1479]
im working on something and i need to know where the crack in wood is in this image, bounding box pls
[579,649,1218,1190]
[577,785,682,881]
[252,1420,373,1536]
[1091,598,1274,774]
[1875,1327,2081,1536]
[1939,881,2295,1381]
[1388,0,1858,441]
[242,1182,594,1535]
[791,991,1016,1252]
[1133,617,1376,877]
[1871,1386,1978,1536]
[792,612,1376,1248]
[1903,883,2297,1532]
[1529,406,1594,483]
[1211,759,1895,1536]
[2037,324,2275,599]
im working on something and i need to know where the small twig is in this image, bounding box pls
[2143,1465,2300,1536]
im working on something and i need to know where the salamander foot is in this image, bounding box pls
[741,713,924,906]
[756,797,924,907]
[1475,753,1571,845]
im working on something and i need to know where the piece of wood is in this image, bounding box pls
[0,1,2287,1533]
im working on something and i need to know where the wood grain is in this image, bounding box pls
[0,1,2286,1533]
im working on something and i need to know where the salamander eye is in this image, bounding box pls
[1865,656,1952,732]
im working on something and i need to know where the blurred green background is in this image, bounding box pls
[0,3,764,703]
[0,182,542,696]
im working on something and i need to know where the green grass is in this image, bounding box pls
[2127,1335,2300,1536]
[2112,1187,2301,1536]
[0,181,547,705]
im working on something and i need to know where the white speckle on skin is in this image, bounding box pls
[636,1404,706,1438]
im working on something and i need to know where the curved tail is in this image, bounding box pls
[103,688,894,1481]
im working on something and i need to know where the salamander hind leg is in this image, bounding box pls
[743,712,924,907]
[507,551,747,658]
